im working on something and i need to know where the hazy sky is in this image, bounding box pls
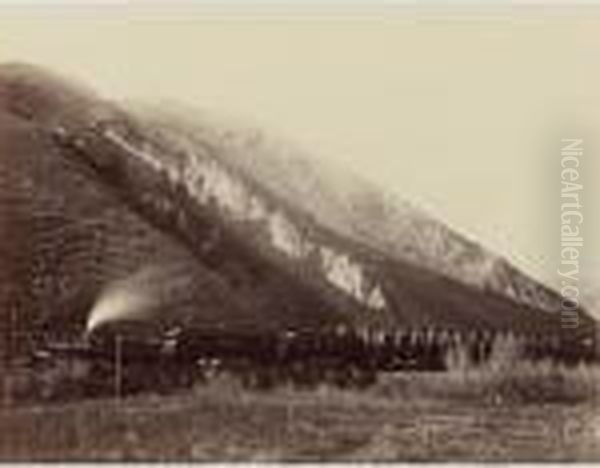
[0,5,598,309]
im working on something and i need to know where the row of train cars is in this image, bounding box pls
[4,317,593,402]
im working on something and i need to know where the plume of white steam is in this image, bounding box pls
[86,263,197,333]
[86,266,165,333]
[86,283,154,333]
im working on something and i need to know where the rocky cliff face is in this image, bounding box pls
[98,121,388,312]
[137,105,564,315]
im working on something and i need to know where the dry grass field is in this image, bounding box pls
[1,359,599,462]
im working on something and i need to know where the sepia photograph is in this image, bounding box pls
[0,1,599,462]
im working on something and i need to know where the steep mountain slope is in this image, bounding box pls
[0,63,593,360]
[0,111,280,352]
[136,104,563,315]
[0,65,352,356]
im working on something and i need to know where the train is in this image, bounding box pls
[22,318,597,401]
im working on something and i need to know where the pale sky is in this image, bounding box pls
[0,5,598,309]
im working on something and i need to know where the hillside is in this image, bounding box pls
[0,63,594,360]
[135,104,564,315]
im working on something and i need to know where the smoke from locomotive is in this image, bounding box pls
[86,272,155,333]
[86,262,198,334]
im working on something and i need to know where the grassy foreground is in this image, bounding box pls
[1,362,599,462]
